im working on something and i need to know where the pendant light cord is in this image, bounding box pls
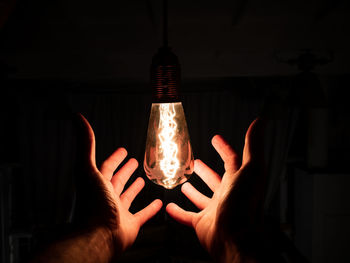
[163,0,168,47]
[151,0,180,103]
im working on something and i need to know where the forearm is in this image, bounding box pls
[31,226,115,263]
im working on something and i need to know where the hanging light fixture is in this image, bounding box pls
[144,0,194,189]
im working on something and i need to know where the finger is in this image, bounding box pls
[74,113,97,173]
[166,203,195,227]
[120,177,145,210]
[242,118,265,166]
[194,159,221,192]
[111,158,138,195]
[241,118,267,217]
[135,199,163,227]
[181,182,210,210]
[211,135,240,173]
[100,148,128,181]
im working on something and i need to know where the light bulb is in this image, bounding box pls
[144,102,193,189]
[143,47,194,189]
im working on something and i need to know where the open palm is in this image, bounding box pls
[74,114,163,252]
[166,119,265,262]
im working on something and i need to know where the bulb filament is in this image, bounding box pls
[158,103,179,183]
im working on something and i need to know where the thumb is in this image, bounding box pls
[240,117,267,220]
[242,118,265,167]
[74,113,97,174]
[72,113,108,226]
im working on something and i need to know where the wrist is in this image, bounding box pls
[31,225,118,263]
[72,225,117,262]
[211,234,259,263]
[96,226,116,259]
[211,241,244,263]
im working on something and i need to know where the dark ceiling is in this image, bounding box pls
[1,0,349,81]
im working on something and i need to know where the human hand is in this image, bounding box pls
[166,119,266,262]
[74,113,163,254]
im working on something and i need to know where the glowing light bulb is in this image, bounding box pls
[144,44,194,189]
[144,102,193,189]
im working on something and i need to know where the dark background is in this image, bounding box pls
[1,0,350,262]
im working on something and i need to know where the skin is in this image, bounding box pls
[32,114,267,263]
[166,119,266,263]
[31,113,163,262]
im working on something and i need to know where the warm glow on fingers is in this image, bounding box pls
[166,203,194,227]
[194,159,221,191]
[135,199,163,226]
[181,182,210,210]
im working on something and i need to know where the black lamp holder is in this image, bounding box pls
[151,0,180,103]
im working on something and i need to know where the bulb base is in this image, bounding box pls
[151,47,180,103]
